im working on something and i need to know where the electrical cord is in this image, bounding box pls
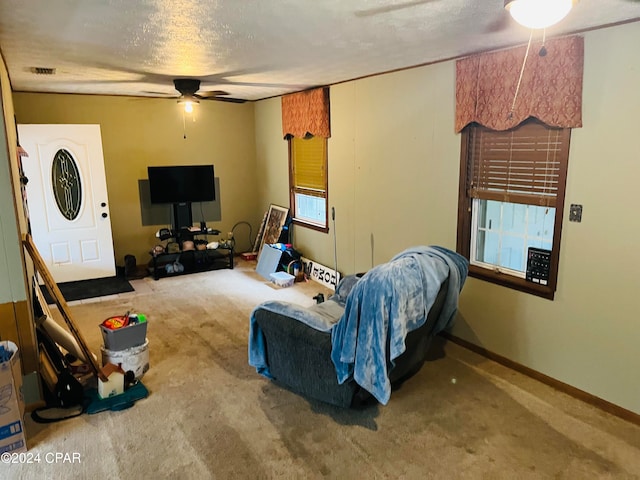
[231,221,253,253]
[332,207,338,284]
[509,29,533,119]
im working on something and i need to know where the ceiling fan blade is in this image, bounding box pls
[194,90,231,99]
[209,97,247,104]
[142,90,175,96]
[354,0,440,18]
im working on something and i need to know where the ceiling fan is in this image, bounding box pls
[171,78,247,105]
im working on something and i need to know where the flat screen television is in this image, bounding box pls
[147,165,215,204]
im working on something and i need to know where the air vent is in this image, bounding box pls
[30,67,56,75]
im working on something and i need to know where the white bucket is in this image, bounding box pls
[101,339,149,380]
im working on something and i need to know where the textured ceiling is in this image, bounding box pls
[0,0,638,102]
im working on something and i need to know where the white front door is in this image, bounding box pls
[18,124,116,283]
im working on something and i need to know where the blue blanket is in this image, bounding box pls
[330,246,467,405]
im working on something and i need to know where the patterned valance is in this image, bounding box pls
[282,87,331,138]
[455,35,583,132]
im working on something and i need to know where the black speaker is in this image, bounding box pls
[124,254,137,277]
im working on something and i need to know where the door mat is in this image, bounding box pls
[42,275,135,304]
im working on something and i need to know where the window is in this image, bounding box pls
[457,119,571,299]
[289,135,328,232]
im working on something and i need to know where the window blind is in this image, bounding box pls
[467,120,570,207]
[292,136,326,192]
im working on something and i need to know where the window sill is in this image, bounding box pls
[292,218,329,233]
[468,264,555,300]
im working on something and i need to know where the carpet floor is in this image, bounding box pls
[4,259,639,479]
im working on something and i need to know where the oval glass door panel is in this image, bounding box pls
[51,148,82,220]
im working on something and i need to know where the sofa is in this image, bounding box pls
[249,246,469,407]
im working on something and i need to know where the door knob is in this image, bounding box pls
[102,212,108,218]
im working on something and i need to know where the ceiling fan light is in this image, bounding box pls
[177,96,200,104]
[177,96,199,113]
[505,0,576,29]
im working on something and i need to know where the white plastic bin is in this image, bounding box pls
[270,271,295,288]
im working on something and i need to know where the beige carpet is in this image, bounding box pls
[3,259,639,479]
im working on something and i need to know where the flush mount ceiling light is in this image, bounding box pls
[505,0,578,29]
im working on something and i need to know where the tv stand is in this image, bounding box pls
[149,227,234,280]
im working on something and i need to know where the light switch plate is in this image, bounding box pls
[569,204,582,222]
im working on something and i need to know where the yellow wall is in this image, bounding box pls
[255,60,459,274]
[13,94,259,264]
[254,23,640,415]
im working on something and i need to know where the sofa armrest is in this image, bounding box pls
[254,300,342,333]
[253,307,360,407]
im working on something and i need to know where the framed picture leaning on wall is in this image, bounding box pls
[257,204,289,261]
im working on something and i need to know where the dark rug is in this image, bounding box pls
[42,275,134,304]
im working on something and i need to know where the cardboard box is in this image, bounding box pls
[100,321,147,351]
[0,341,27,454]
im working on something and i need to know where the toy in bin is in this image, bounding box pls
[100,311,148,351]
[102,311,146,330]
